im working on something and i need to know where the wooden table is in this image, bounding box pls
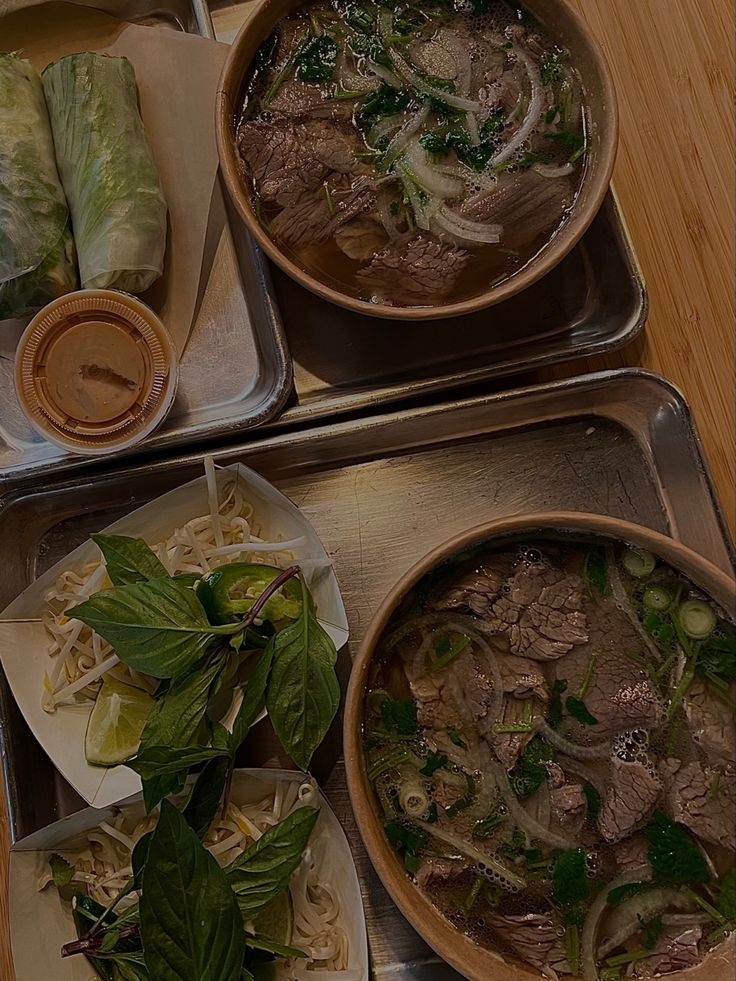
[0,0,733,976]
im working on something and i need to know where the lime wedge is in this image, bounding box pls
[85,676,154,766]
[252,889,294,945]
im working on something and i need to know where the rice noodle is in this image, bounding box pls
[581,867,651,981]
[41,459,308,712]
[491,46,544,165]
[43,779,353,976]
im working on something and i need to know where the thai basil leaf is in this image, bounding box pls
[183,756,231,839]
[92,534,169,586]
[565,696,598,726]
[128,745,228,782]
[139,650,227,752]
[140,801,244,981]
[71,579,224,679]
[265,579,339,770]
[230,647,274,754]
[132,833,152,890]
[225,805,319,919]
[244,933,307,958]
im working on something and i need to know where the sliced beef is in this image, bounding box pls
[267,77,328,116]
[614,834,651,873]
[415,856,468,890]
[487,563,588,661]
[490,694,538,769]
[660,758,736,850]
[460,170,573,252]
[488,913,569,975]
[496,650,547,700]
[238,115,358,206]
[271,175,377,249]
[550,597,662,737]
[432,567,504,617]
[334,215,386,261]
[598,757,661,843]
[356,236,469,304]
[633,926,702,977]
[684,678,736,763]
[550,782,587,834]
[479,68,522,117]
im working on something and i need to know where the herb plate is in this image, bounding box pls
[9,768,369,981]
[0,465,348,809]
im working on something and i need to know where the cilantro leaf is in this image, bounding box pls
[509,737,553,798]
[381,697,418,736]
[49,853,75,889]
[548,679,568,728]
[553,848,590,907]
[565,696,599,726]
[583,547,608,597]
[420,751,448,777]
[583,783,601,823]
[643,811,710,885]
[716,868,736,920]
[385,820,428,873]
[640,912,663,950]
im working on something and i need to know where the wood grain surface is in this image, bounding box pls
[0,0,733,977]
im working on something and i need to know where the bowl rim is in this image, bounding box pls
[343,511,736,981]
[215,0,619,321]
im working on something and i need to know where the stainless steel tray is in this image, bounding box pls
[0,0,292,486]
[1,368,731,978]
[208,0,646,426]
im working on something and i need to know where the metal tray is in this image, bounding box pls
[208,0,647,427]
[0,0,292,486]
[1,369,731,978]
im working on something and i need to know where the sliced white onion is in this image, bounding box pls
[367,112,405,147]
[492,46,545,166]
[378,10,481,112]
[404,143,464,198]
[535,719,612,761]
[434,204,502,244]
[368,61,403,89]
[397,166,431,230]
[376,188,401,239]
[598,887,695,959]
[413,818,527,891]
[465,111,481,146]
[436,163,499,191]
[383,105,430,169]
[533,161,575,178]
[492,761,575,850]
[581,867,652,981]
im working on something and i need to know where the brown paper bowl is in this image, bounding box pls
[216,0,618,321]
[344,512,736,980]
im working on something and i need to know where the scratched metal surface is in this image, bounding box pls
[0,369,732,978]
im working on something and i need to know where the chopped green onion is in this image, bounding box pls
[578,653,598,698]
[606,947,650,968]
[494,722,534,734]
[462,876,484,912]
[622,546,657,578]
[678,600,717,640]
[430,633,470,669]
[643,585,672,612]
[683,886,728,924]
[565,924,580,976]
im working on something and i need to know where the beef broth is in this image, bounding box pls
[364,535,736,977]
[237,0,588,308]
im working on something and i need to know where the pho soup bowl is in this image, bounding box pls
[216,0,618,321]
[344,512,735,981]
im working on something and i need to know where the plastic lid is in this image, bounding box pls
[15,290,179,456]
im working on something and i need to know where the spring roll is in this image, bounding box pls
[42,52,167,293]
[0,53,77,319]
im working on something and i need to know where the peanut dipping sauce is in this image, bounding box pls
[15,290,178,455]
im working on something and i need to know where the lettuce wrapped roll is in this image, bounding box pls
[0,53,77,319]
[42,53,167,293]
